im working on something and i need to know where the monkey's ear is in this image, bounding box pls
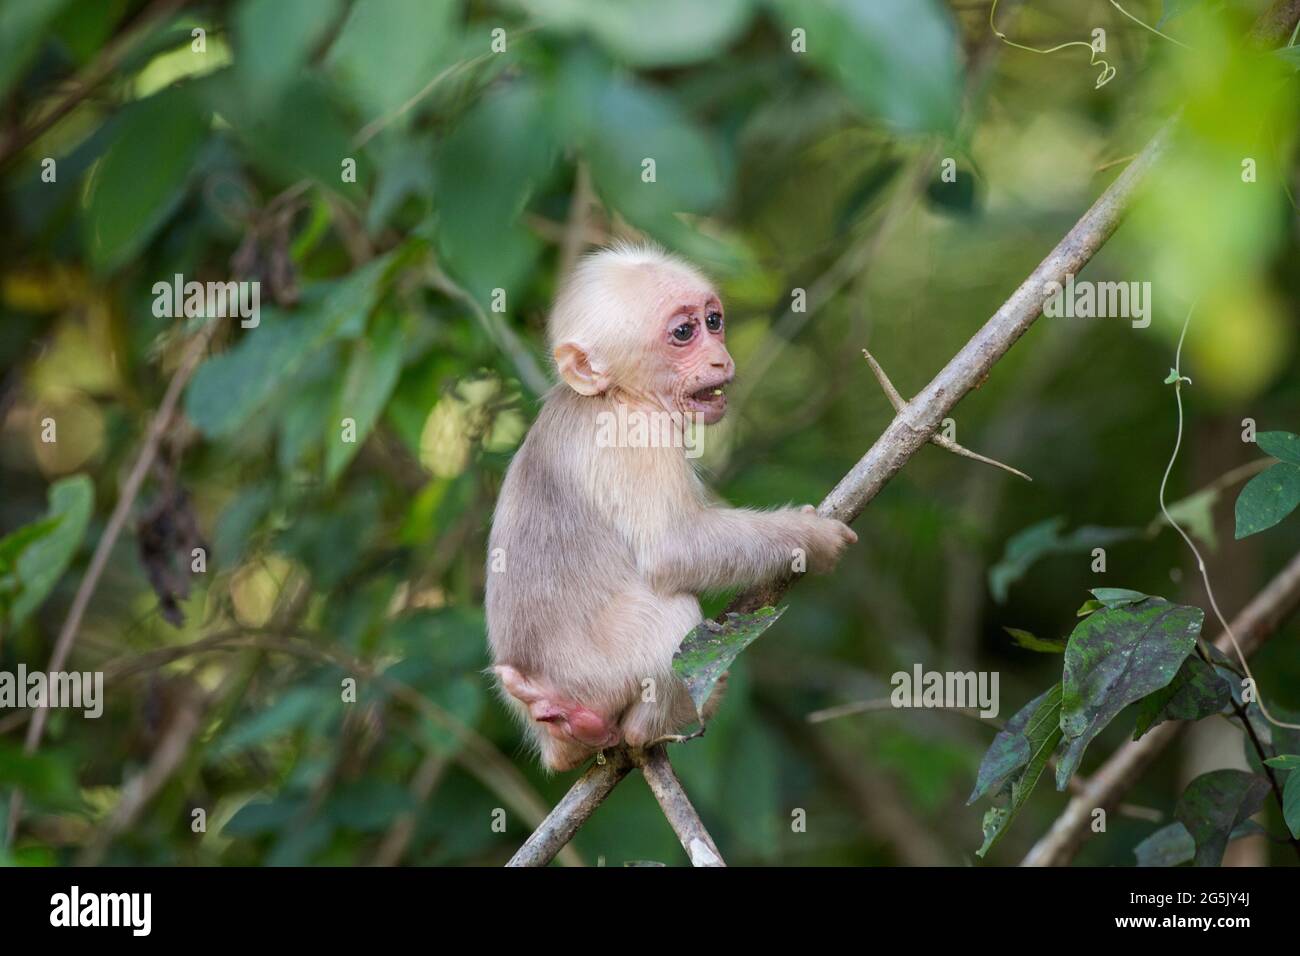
[553,341,609,396]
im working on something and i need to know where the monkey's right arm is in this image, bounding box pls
[642,505,856,595]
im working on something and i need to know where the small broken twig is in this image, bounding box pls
[862,349,1031,482]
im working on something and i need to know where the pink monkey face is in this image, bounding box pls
[650,291,734,425]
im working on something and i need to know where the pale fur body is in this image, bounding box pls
[485,244,855,771]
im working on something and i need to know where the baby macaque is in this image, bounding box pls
[486,243,856,771]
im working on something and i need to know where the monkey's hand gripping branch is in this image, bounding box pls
[861,349,1031,483]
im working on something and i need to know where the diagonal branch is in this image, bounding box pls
[725,119,1174,618]
[507,749,635,867]
[507,116,1175,867]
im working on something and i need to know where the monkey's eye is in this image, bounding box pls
[671,322,695,343]
[705,311,723,332]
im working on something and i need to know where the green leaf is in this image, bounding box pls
[83,86,210,273]
[0,0,72,97]
[1002,627,1066,653]
[223,796,302,837]
[1,475,94,630]
[1264,755,1300,772]
[1234,462,1300,538]
[1152,486,1219,550]
[325,310,407,482]
[1076,599,1104,617]
[418,675,485,756]
[266,817,333,865]
[1158,0,1203,29]
[203,72,365,197]
[1133,816,1263,868]
[325,781,416,832]
[559,55,724,245]
[672,608,785,722]
[974,685,1063,858]
[212,483,275,567]
[925,166,975,216]
[327,0,458,119]
[212,687,324,758]
[1257,430,1300,465]
[1174,769,1270,866]
[1134,822,1195,867]
[968,685,1059,804]
[0,741,79,807]
[1056,599,1203,789]
[1284,773,1300,840]
[835,158,902,235]
[185,252,400,438]
[275,489,379,589]
[770,0,961,134]
[1132,653,1231,740]
[234,0,343,111]
[1236,700,1300,780]
[520,0,754,68]
[277,364,341,471]
[987,518,1136,603]
[1090,588,1151,609]
[433,82,557,302]
[1135,818,1263,866]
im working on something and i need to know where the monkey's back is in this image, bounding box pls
[486,390,652,701]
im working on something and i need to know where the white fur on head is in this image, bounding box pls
[548,242,713,394]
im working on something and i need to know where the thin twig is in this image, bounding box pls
[76,669,242,865]
[765,701,952,865]
[632,747,725,867]
[6,319,218,846]
[371,749,452,867]
[558,162,594,279]
[425,264,550,397]
[1206,645,1300,860]
[807,697,999,726]
[862,349,1031,481]
[0,0,190,169]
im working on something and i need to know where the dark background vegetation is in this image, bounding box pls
[0,0,1297,866]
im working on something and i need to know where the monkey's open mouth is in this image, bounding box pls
[690,384,727,404]
[686,383,729,421]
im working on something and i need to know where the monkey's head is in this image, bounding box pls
[548,243,735,425]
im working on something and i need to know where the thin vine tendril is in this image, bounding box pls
[990,0,1192,89]
[1159,304,1300,731]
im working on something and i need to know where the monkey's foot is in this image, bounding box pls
[494,665,622,749]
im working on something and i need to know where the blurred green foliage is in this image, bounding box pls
[1,0,1298,867]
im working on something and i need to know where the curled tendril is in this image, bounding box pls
[990,0,1192,91]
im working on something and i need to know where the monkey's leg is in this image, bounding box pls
[494,665,622,750]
